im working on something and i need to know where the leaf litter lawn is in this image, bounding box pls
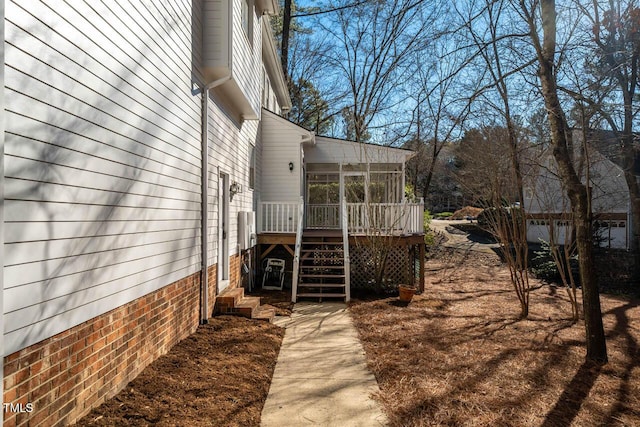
[76,316,283,427]
[350,248,640,427]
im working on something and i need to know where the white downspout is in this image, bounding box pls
[200,74,231,324]
[1,1,6,419]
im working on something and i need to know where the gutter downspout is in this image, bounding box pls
[200,74,231,325]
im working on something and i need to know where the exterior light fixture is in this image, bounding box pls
[230,181,242,201]
[289,162,294,172]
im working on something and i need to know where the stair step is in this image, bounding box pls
[215,288,245,311]
[300,265,345,270]
[301,249,343,253]
[299,273,345,279]
[302,241,343,245]
[297,293,347,298]
[234,296,261,318]
[253,306,276,323]
[298,283,346,288]
[300,257,345,263]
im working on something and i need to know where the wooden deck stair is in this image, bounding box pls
[296,230,347,301]
[215,287,275,323]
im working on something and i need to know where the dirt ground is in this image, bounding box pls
[75,316,284,427]
[349,248,640,427]
[74,247,638,427]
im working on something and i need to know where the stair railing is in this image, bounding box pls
[341,199,351,302]
[291,196,304,303]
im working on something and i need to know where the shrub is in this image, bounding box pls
[434,212,453,219]
[424,210,436,246]
[531,240,579,283]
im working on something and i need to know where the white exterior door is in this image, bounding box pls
[218,172,230,292]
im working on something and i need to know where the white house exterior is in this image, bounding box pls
[257,111,424,301]
[2,0,422,423]
[524,131,631,250]
[2,1,289,425]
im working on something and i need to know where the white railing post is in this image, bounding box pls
[341,199,351,302]
[419,197,425,233]
[257,198,263,233]
[291,197,304,303]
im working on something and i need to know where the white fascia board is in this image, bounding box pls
[261,20,291,110]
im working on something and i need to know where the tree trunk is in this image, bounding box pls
[281,0,292,81]
[535,0,607,363]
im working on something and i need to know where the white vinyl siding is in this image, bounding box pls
[260,111,304,202]
[206,97,257,265]
[232,0,261,116]
[4,0,202,355]
[203,0,261,118]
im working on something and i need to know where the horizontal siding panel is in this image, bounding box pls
[5,30,200,152]
[4,263,199,355]
[5,199,199,223]
[6,132,200,190]
[6,178,200,212]
[112,0,194,74]
[5,218,197,246]
[5,73,200,167]
[34,0,200,119]
[6,228,199,266]
[5,241,199,294]
[4,249,199,320]
[6,155,200,198]
[6,2,201,138]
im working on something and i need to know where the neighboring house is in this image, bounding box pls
[2,0,286,425]
[524,130,632,250]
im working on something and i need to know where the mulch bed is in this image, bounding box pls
[350,248,640,427]
[75,316,284,427]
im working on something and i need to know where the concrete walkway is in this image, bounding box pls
[261,302,388,427]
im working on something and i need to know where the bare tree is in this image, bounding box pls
[406,31,473,202]
[319,0,439,142]
[452,0,535,317]
[520,0,607,363]
[565,0,640,279]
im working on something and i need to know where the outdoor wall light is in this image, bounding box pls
[230,181,242,201]
[289,161,294,172]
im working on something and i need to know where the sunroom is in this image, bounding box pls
[256,111,425,301]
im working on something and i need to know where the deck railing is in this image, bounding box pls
[258,201,301,233]
[258,199,424,234]
[291,197,304,302]
[347,201,424,234]
[306,204,340,228]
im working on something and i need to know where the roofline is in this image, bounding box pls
[261,109,416,158]
[314,135,416,157]
[262,20,292,111]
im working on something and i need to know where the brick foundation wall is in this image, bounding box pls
[207,264,218,317]
[229,253,241,290]
[3,272,202,427]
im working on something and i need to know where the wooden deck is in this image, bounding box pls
[257,229,425,293]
